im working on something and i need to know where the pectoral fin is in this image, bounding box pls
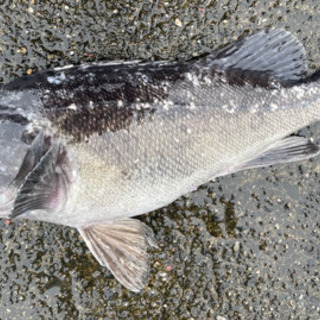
[9,143,71,219]
[78,219,157,292]
[235,136,320,172]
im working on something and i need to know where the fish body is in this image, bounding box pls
[0,29,320,291]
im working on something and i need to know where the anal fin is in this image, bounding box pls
[78,219,157,292]
[235,136,320,172]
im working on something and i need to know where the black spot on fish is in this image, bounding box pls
[45,102,156,142]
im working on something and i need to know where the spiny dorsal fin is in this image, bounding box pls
[78,219,157,292]
[198,29,307,82]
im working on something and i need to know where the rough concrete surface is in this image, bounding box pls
[0,0,320,319]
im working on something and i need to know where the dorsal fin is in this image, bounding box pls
[198,29,307,82]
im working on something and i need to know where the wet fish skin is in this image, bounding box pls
[0,29,320,291]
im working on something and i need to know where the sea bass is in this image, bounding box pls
[0,29,320,292]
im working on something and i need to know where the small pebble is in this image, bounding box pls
[233,241,240,252]
[174,18,182,27]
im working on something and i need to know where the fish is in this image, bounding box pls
[0,28,320,292]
